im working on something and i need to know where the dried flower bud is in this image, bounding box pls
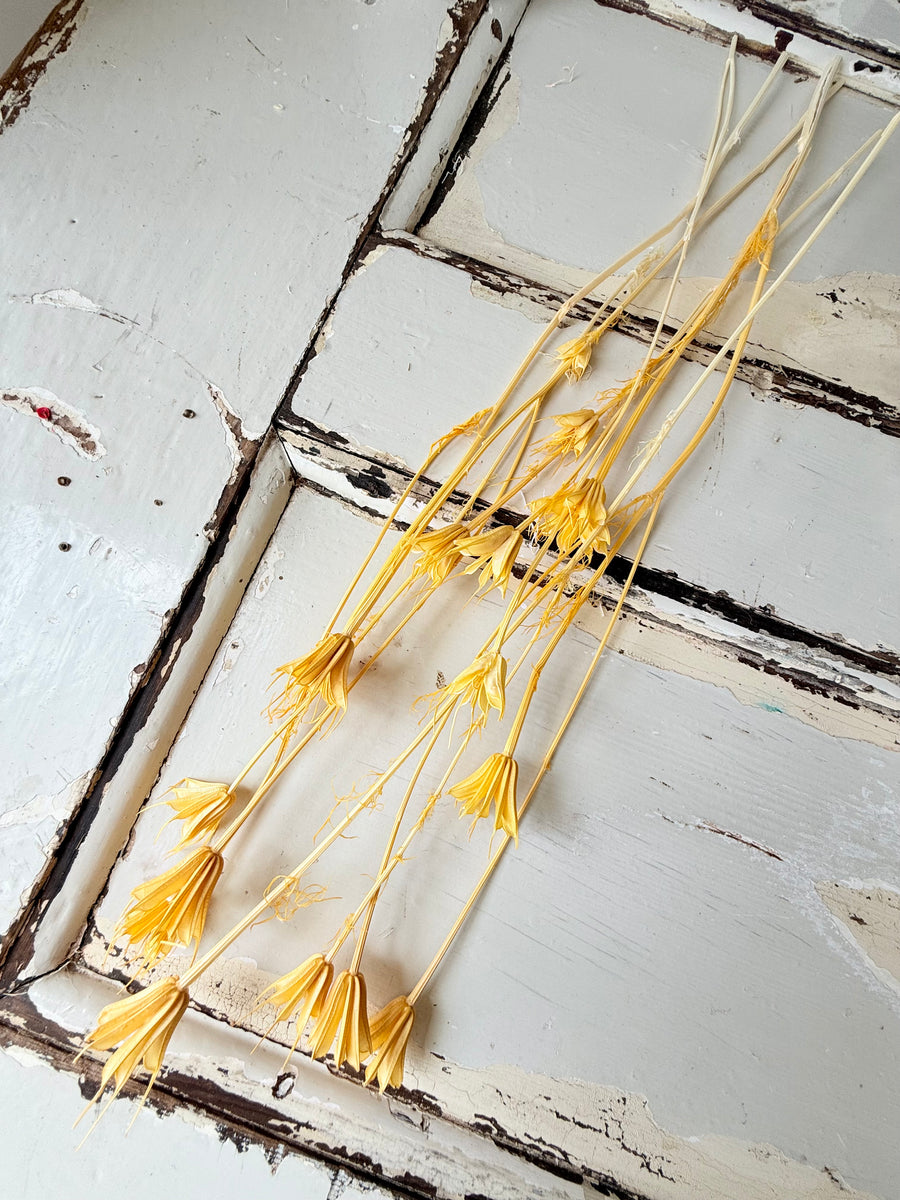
[454,525,523,596]
[530,476,610,559]
[365,996,415,1093]
[269,633,355,731]
[163,779,233,850]
[82,976,189,1107]
[444,650,507,723]
[260,953,334,1054]
[555,330,596,381]
[308,970,372,1070]
[117,846,223,968]
[410,521,467,586]
[450,752,519,842]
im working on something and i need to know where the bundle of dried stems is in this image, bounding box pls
[77,44,898,1131]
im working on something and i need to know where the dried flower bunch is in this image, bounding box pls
[78,44,898,1126]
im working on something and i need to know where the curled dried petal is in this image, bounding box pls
[308,970,371,1070]
[365,996,415,1093]
[117,846,223,968]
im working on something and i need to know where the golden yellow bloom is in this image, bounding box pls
[454,525,522,596]
[555,330,596,381]
[443,650,507,723]
[450,752,519,842]
[259,953,334,1053]
[82,976,189,1106]
[534,408,602,462]
[117,846,223,968]
[410,521,466,585]
[269,633,355,728]
[530,475,610,559]
[307,969,372,1070]
[162,779,232,850]
[365,996,415,1093]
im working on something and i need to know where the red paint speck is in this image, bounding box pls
[36,406,52,420]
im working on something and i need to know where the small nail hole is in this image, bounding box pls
[58,542,71,552]
[182,409,196,419]
[58,476,71,487]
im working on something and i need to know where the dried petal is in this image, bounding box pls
[365,996,415,1092]
[83,977,188,1104]
[163,779,233,850]
[530,476,610,559]
[450,752,519,842]
[308,970,372,1070]
[260,954,334,1052]
[454,525,522,596]
[444,650,507,723]
[118,846,223,968]
[269,633,355,733]
[410,521,467,586]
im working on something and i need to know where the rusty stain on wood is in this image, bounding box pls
[0,0,84,134]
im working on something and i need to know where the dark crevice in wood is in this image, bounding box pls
[593,0,900,72]
[732,0,900,70]
[0,0,85,134]
[274,0,496,428]
[277,426,900,682]
[0,444,263,988]
[415,43,514,232]
[372,231,900,438]
[0,992,654,1200]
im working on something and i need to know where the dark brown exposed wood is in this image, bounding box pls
[0,0,84,135]
[370,231,900,438]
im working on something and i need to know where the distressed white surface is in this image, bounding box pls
[288,244,899,655]
[18,436,292,982]
[718,0,900,57]
[0,0,472,945]
[85,486,900,1199]
[420,0,900,398]
[382,0,529,230]
[0,1040,389,1200]
[0,0,58,76]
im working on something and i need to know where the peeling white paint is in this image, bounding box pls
[253,544,286,600]
[25,286,135,324]
[817,880,900,995]
[0,386,106,459]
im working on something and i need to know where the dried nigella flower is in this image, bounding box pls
[365,996,415,1093]
[450,752,519,842]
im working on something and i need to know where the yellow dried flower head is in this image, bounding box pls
[117,845,223,968]
[530,475,610,559]
[535,408,602,462]
[365,996,415,1093]
[269,633,355,729]
[410,521,467,586]
[555,330,596,381]
[450,752,519,842]
[444,650,507,723]
[260,953,334,1053]
[82,976,188,1107]
[454,525,522,596]
[163,779,232,850]
[308,969,372,1070]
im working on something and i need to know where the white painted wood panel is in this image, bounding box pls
[285,243,899,657]
[83,485,900,1200]
[419,0,900,400]
[0,1040,391,1200]
[0,0,480,946]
